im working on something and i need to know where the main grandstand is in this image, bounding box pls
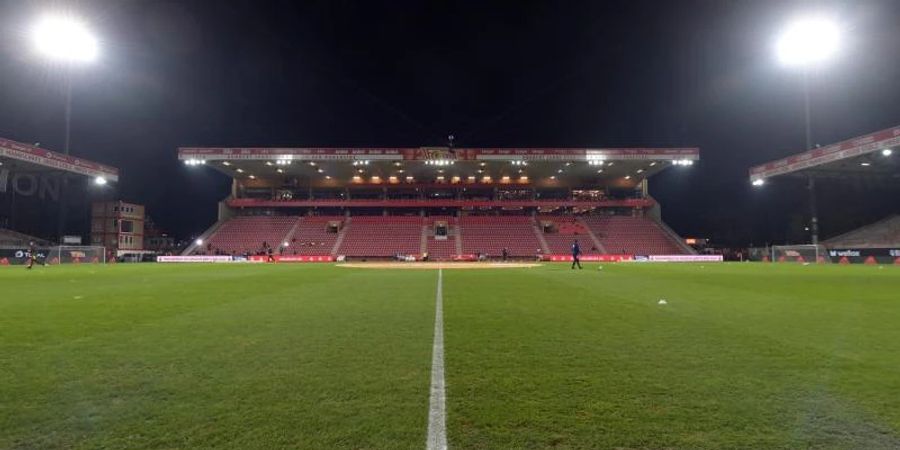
[178,146,698,260]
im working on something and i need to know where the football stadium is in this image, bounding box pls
[2,2,900,449]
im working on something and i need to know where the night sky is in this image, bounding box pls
[1,0,898,246]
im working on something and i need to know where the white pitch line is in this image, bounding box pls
[427,269,448,450]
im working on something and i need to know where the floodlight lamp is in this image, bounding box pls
[93,176,107,185]
[775,17,840,67]
[32,14,99,62]
[752,179,765,187]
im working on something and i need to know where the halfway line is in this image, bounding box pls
[427,269,448,450]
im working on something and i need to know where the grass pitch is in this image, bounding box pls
[2,262,899,449]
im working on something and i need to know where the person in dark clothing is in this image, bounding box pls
[571,240,583,269]
[501,247,509,262]
[267,247,275,263]
[26,241,36,269]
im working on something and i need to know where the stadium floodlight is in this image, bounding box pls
[195,238,203,245]
[31,14,99,63]
[774,16,840,246]
[775,17,840,67]
[752,178,765,187]
[93,176,107,186]
[883,149,893,156]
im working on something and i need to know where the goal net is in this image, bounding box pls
[48,246,107,264]
[770,244,830,264]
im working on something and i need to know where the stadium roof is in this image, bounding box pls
[0,137,119,182]
[749,125,900,184]
[178,146,699,188]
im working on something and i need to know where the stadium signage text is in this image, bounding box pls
[178,147,700,162]
[0,137,119,181]
[0,169,60,201]
[749,125,900,181]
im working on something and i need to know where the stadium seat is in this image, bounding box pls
[203,216,299,255]
[285,216,343,255]
[458,216,542,257]
[337,216,424,257]
[581,216,686,255]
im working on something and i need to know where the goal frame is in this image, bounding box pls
[49,245,107,264]
[770,244,830,264]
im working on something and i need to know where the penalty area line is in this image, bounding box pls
[427,269,448,450]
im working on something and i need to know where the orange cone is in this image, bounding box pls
[864,256,877,265]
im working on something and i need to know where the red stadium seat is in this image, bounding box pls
[581,216,685,255]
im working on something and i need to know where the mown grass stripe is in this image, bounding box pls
[427,269,448,450]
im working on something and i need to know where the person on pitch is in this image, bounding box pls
[571,239,582,270]
[26,241,37,269]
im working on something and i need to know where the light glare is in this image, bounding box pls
[775,17,840,67]
[32,14,99,62]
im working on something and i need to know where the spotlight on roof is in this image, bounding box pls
[426,159,454,166]
[882,148,893,156]
[195,238,203,246]
[184,159,206,166]
[93,176,107,186]
[752,178,765,187]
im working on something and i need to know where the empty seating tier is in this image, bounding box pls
[337,216,423,257]
[582,216,685,255]
[285,216,343,255]
[204,216,298,255]
[458,216,541,257]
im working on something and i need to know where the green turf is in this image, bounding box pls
[2,262,900,449]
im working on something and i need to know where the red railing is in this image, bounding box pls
[226,198,654,208]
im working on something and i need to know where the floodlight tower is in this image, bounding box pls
[774,16,840,244]
[31,13,100,239]
[31,13,99,155]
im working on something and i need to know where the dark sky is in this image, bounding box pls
[1,0,898,246]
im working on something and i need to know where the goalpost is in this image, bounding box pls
[770,244,830,264]
[48,246,107,264]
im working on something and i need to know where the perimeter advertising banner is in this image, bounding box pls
[248,255,334,263]
[648,255,724,262]
[545,254,634,262]
[0,248,49,265]
[828,248,900,265]
[157,255,238,263]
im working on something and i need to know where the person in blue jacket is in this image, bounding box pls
[571,239,582,270]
